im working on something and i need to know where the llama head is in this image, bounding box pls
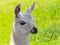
[14,2,38,34]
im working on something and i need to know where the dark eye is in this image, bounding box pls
[19,21,26,25]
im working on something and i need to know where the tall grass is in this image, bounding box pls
[0,0,60,45]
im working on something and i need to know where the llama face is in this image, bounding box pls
[14,2,38,34]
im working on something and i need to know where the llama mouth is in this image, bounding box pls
[31,29,38,34]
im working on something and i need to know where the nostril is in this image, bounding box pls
[31,26,38,34]
[32,26,37,30]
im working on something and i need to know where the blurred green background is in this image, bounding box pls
[0,0,60,45]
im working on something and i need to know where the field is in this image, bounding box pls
[0,0,60,45]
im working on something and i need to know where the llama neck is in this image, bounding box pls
[10,32,30,45]
[13,33,30,45]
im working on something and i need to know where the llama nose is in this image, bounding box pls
[31,26,38,34]
[32,26,37,31]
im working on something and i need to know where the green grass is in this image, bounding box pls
[0,0,60,45]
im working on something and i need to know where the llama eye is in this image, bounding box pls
[19,21,26,25]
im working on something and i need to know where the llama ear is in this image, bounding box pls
[26,2,35,14]
[14,4,21,18]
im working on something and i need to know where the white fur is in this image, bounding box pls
[10,2,36,45]
[10,22,30,45]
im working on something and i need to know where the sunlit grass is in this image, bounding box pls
[0,0,60,45]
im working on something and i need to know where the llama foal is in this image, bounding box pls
[10,2,38,45]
